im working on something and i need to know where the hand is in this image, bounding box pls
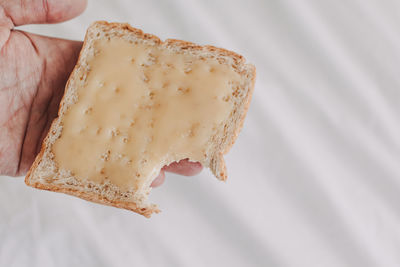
[0,0,202,186]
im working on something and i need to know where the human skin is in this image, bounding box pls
[0,0,202,186]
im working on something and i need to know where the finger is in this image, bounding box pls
[1,0,87,26]
[163,159,203,176]
[151,170,165,187]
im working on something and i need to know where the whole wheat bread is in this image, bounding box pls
[25,21,256,217]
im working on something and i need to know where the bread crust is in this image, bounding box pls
[28,179,158,217]
[25,21,255,217]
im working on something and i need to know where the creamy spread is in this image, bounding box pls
[52,39,240,191]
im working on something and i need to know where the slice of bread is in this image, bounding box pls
[25,21,255,217]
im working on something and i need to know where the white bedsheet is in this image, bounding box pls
[1,0,400,266]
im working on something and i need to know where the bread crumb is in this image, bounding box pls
[111,128,120,137]
[177,87,191,94]
[84,107,93,114]
[149,91,155,100]
[142,74,149,83]
[222,95,230,102]
[100,150,111,161]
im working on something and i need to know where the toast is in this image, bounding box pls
[25,21,256,217]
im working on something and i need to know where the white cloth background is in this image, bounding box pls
[1,0,400,266]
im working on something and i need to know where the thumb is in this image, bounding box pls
[15,31,82,173]
[1,0,87,26]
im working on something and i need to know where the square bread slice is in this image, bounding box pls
[25,21,256,217]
